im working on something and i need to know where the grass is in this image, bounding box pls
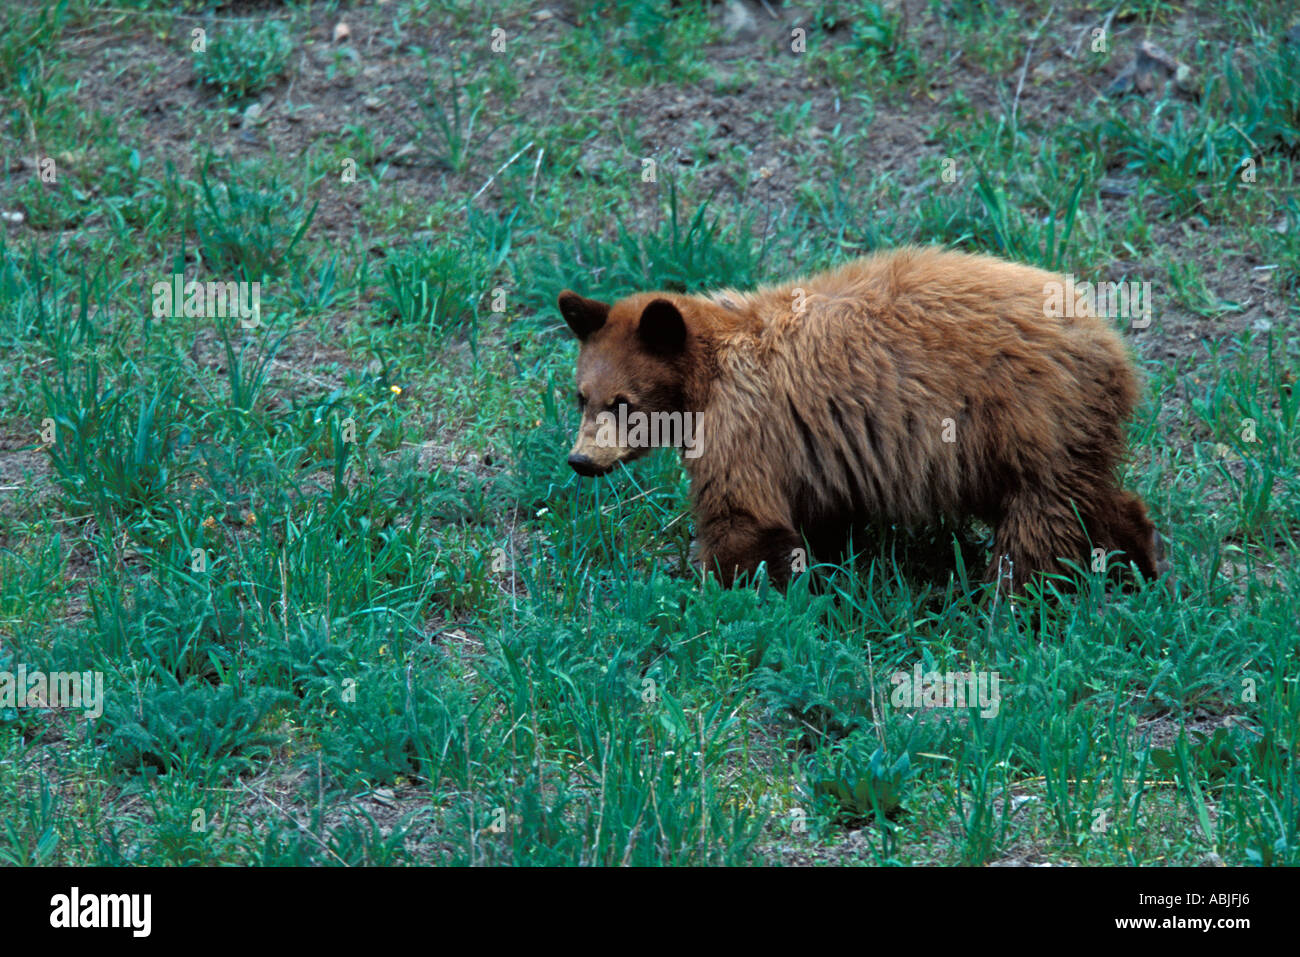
[0,0,1296,866]
[190,18,294,104]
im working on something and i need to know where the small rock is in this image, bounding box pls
[722,0,760,40]
[1033,59,1059,80]
[577,151,606,177]
[333,21,350,43]
[1098,177,1136,199]
[1,210,23,225]
[1010,795,1038,814]
[363,95,382,110]
[1106,40,1196,98]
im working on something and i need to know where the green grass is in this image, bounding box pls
[190,18,294,104]
[0,0,1296,866]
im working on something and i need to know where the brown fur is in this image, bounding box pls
[558,246,1164,590]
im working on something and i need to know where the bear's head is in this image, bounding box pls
[558,290,689,477]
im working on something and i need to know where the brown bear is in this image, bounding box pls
[558,246,1166,590]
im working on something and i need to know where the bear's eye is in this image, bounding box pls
[575,391,586,411]
[610,394,631,411]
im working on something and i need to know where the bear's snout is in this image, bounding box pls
[568,453,611,477]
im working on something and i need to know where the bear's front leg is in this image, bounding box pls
[697,513,803,587]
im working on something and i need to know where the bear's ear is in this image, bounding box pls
[638,299,687,357]
[558,290,609,341]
